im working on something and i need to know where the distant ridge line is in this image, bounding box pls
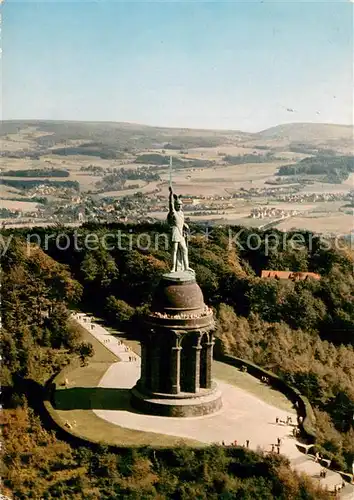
[1,119,352,137]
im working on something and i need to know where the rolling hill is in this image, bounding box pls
[256,122,353,143]
[0,120,352,158]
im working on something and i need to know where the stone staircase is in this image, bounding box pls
[289,453,354,498]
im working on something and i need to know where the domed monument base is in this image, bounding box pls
[131,271,223,417]
[131,384,222,418]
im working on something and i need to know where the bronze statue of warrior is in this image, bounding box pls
[167,186,193,273]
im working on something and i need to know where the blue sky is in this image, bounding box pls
[3,1,353,132]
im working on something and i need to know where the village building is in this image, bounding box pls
[261,270,321,281]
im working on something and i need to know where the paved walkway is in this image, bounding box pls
[72,312,140,366]
[73,312,353,498]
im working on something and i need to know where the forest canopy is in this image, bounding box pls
[1,168,70,177]
[277,156,354,183]
[0,178,80,191]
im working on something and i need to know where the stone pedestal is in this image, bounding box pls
[131,271,222,417]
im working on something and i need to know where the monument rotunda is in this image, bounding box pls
[131,186,222,416]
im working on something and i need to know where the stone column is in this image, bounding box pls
[205,338,214,389]
[149,333,161,393]
[191,344,202,392]
[170,344,182,394]
[139,341,148,390]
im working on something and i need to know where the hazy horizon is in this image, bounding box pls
[3,1,353,132]
[2,117,353,135]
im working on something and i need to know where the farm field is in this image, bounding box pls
[301,181,353,194]
[97,180,161,198]
[1,120,352,235]
[0,184,25,199]
[276,213,353,234]
[0,199,40,211]
[156,162,284,197]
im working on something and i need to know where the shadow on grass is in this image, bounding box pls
[54,387,139,412]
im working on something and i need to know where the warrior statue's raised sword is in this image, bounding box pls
[167,157,193,273]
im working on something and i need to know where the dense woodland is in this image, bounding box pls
[51,145,125,160]
[223,152,276,164]
[1,169,70,178]
[96,169,161,193]
[0,208,21,219]
[1,223,353,498]
[0,178,80,191]
[277,156,354,183]
[134,153,214,170]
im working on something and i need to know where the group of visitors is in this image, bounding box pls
[269,437,282,454]
[320,468,327,478]
[275,415,294,426]
[120,345,138,362]
[220,439,250,448]
[333,482,346,495]
[75,312,138,362]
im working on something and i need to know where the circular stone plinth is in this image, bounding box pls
[162,270,196,282]
[131,385,223,417]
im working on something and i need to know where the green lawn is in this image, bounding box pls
[55,362,114,389]
[213,361,295,413]
[52,405,202,447]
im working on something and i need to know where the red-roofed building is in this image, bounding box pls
[261,270,321,281]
